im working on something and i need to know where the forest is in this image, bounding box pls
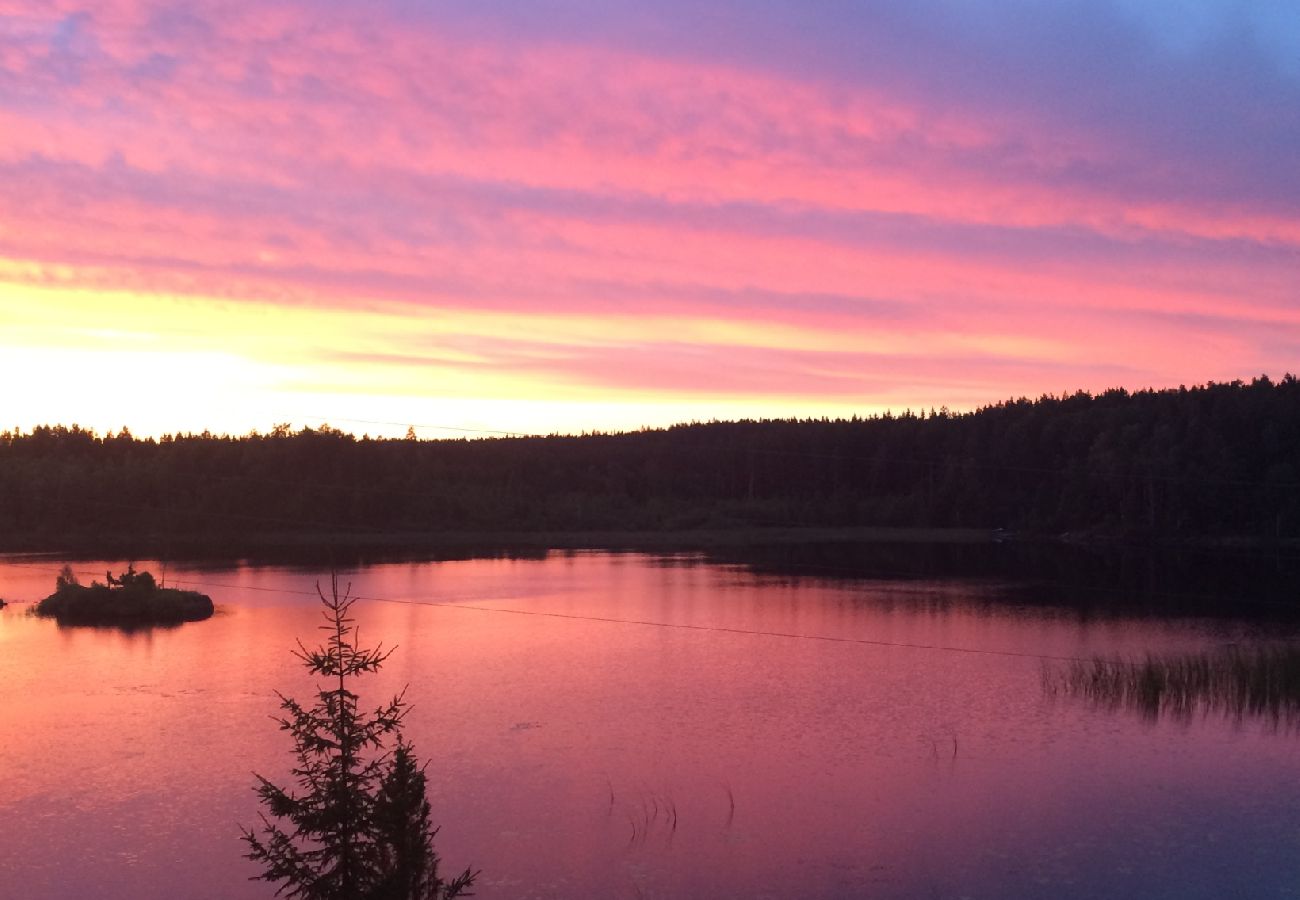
[2,376,1298,551]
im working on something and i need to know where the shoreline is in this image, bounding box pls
[2,525,1298,562]
[0,526,996,560]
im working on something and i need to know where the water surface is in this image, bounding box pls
[1,551,1298,899]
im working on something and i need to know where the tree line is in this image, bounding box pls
[3,376,1298,548]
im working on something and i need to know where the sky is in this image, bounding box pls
[1,0,1298,438]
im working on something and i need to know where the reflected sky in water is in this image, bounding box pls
[1,551,1298,899]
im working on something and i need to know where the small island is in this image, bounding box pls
[35,565,214,625]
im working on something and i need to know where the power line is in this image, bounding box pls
[8,560,1298,663]
[2,560,1095,663]
[359,594,1098,664]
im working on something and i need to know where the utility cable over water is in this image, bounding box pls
[359,594,1097,663]
[9,559,1300,728]
[0,559,1103,664]
[6,550,1300,900]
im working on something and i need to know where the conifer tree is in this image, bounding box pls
[242,576,476,899]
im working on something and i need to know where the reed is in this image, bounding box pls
[1046,644,1300,727]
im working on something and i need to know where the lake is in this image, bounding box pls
[1,548,1298,899]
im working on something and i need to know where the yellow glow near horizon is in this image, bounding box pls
[0,271,1249,439]
[2,2,1297,446]
[2,282,916,437]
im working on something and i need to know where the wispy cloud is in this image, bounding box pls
[2,0,1297,433]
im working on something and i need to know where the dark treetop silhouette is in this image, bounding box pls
[242,576,476,900]
[3,376,1298,548]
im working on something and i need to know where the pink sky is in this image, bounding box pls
[2,0,1298,436]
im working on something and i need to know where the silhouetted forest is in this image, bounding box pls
[3,377,1298,550]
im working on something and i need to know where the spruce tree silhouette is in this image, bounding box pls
[242,575,477,899]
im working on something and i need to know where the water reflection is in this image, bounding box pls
[2,549,1300,899]
[53,619,188,635]
[24,538,1300,624]
[699,540,1300,620]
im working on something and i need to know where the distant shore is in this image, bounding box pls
[0,525,995,558]
[7,384,1300,557]
[2,525,1296,561]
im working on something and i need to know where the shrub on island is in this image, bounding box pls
[35,565,213,624]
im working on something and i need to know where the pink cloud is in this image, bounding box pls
[1,0,1297,419]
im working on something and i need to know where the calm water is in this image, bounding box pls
[1,550,1298,899]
